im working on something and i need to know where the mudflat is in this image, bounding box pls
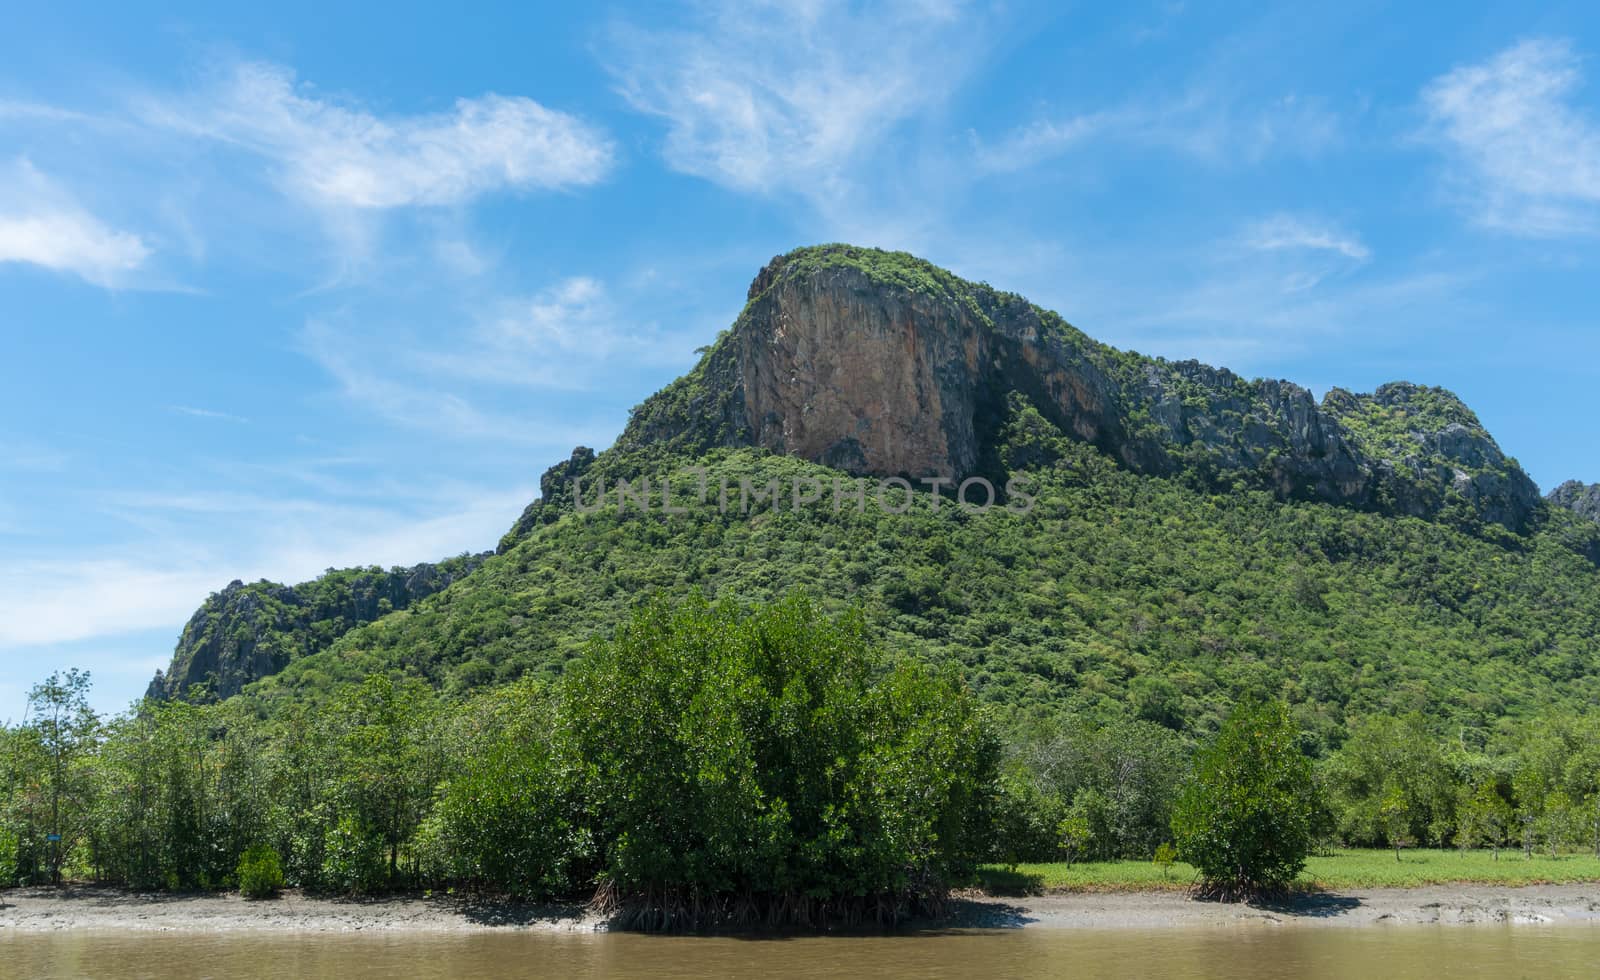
[950,883,1600,929]
[4,884,1600,934]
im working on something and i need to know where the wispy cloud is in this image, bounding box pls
[141,61,617,211]
[0,482,531,650]
[973,90,1340,175]
[0,99,106,125]
[298,318,538,442]
[0,560,226,648]
[416,276,682,385]
[947,216,1427,374]
[1243,214,1370,261]
[604,0,985,200]
[0,440,70,473]
[1077,245,1463,371]
[2,60,618,287]
[1422,38,1600,236]
[171,405,250,423]
[297,275,680,445]
[0,159,150,286]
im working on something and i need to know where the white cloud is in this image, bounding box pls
[974,90,1339,175]
[1085,255,1462,370]
[0,159,150,286]
[971,114,1107,173]
[0,561,224,648]
[0,440,69,473]
[298,318,538,441]
[302,274,697,440]
[605,0,984,198]
[171,405,250,423]
[1243,214,1370,261]
[143,61,615,210]
[447,275,698,381]
[468,276,624,366]
[0,483,531,651]
[1422,38,1600,235]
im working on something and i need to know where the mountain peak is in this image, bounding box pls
[597,246,1541,532]
[1550,480,1600,523]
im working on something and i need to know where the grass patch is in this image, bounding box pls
[977,849,1600,894]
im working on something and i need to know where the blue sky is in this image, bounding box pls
[4,1,1600,717]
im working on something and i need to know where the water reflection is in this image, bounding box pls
[7,924,1600,979]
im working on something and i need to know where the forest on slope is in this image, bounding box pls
[244,410,1600,752]
[150,246,1600,753]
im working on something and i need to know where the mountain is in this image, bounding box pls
[1550,481,1600,524]
[147,555,488,701]
[155,245,1600,745]
[504,247,1539,546]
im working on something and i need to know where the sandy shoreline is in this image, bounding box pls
[4,883,1600,934]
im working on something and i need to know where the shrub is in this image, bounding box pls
[559,592,999,928]
[990,771,1067,866]
[0,827,17,888]
[422,681,592,898]
[237,845,285,900]
[1058,808,1092,868]
[1021,719,1187,861]
[1170,699,1316,899]
[320,817,388,894]
[1153,842,1178,879]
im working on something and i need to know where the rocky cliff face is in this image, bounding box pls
[1550,481,1600,523]
[583,245,1541,535]
[148,554,488,701]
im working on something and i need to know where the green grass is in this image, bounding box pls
[977,849,1600,895]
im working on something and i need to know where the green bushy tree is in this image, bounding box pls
[990,769,1067,867]
[0,824,17,887]
[559,592,998,927]
[322,676,440,888]
[1456,779,1513,858]
[1323,714,1458,850]
[26,670,98,884]
[1017,718,1188,861]
[320,815,388,894]
[1171,699,1317,898]
[420,680,590,897]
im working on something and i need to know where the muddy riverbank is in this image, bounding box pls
[5,883,1600,934]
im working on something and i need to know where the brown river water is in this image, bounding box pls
[7,925,1600,979]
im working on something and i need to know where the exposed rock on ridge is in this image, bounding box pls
[581,245,1541,535]
[148,554,489,702]
[1550,481,1600,523]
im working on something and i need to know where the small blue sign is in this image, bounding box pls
[46,834,61,842]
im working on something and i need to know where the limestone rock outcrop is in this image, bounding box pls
[603,245,1540,533]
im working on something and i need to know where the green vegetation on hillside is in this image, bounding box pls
[150,554,488,701]
[1325,383,1487,461]
[154,245,1584,728]
[244,398,1600,751]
